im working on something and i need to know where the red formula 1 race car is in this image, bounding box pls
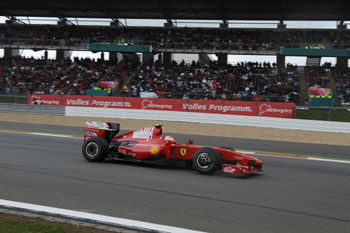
[82,121,263,175]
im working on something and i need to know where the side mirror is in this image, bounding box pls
[187,140,193,145]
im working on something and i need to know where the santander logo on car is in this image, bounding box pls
[223,166,236,174]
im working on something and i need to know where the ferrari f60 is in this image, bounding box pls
[82,121,263,175]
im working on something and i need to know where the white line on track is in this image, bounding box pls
[306,157,350,164]
[238,151,350,164]
[0,199,205,233]
[0,130,81,139]
[30,132,81,139]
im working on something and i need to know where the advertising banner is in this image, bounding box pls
[99,81,118,88]
[309,88,332,97]
[28,94,296,118]
[257,103,295,118]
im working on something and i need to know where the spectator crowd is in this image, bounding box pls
[0,24,340,51]
[332,68,350,104]
[0,56,302,103]
[2,55,350,105]
[121,61,300,103]
[304,66,330,88]
[0,56,111,95]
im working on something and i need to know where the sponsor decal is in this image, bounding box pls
[118,149,126,154]
[223,166,236,174]
[141,99,172,110]
[127,152,136,157]
[30,95,60,105]
[30,96,42,105]
[259,104,293,116]
[183,103,207,111]
[150,146,159,155]
[133,127,154,139]
[85,128,99,132]
[208,104,252,113]
[180,148,187,156]
[92,100,131,108]
[183,103,252,113]
[66,98,90,106]
[85,121,109,129]
[234,156,244,160]
[84,131,97,137]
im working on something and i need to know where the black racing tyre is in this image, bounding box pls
[192,147,221,175]
[82,138,109,162]
[220,146,235,151]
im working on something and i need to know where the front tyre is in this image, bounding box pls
[82,138,109,162]
[193,147,221,175]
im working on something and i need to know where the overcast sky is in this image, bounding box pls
[0,16,347,65]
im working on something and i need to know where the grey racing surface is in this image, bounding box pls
[0,122,349,233]
[1,121,349,158]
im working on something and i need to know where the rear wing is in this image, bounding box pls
[84,121,120,142]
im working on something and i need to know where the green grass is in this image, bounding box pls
[0,220,65,233]
[0,96,27,104]
[296,108,350,122]
[0,213,115,233]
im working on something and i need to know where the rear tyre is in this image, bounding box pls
[82,138,109,162]
[193,147,221,175]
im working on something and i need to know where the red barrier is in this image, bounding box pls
[27,94,296,118]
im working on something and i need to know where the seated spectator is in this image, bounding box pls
[0,56,110,95]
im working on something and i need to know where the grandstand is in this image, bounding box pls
[1,0,350,106]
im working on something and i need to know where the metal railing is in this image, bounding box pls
[119,92,301,103]
[0,103,65,115]
[2,38,349,53]
[296,105,350,122]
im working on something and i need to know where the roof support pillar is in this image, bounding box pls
[110,20,123,27]
[220,23,228,29]
[142,53,154,64]
[163,52,172,67]
[164,22,173,28]
[217,53,227,65]
[4,48,19,58]
[277,54,285,70]
[278,20,286,29]
[336,57,348,68]
[56,49,71,60]
[337,24,347,30]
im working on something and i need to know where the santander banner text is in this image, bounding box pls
[28,94,296,118]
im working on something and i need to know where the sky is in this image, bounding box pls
[0,16,347,66]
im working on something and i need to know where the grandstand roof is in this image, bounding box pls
[1,0,350,21]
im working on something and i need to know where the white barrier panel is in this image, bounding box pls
[65,107,350,134]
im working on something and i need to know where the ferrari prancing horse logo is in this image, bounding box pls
[180,148,186,156]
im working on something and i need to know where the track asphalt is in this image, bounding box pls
[0,121,349,159]
[0,121,349,233]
